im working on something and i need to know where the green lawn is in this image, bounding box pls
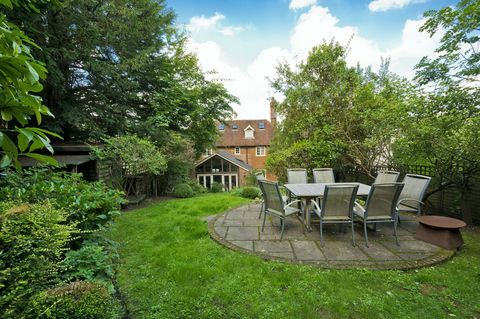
[107,193,480,319]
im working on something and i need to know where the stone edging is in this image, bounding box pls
[207,204,456,270]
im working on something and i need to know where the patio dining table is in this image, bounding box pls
[284,182,371,232]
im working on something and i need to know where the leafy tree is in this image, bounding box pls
[0,0,60,169]
[267,42,358,180]
[267,42,411,181]
[398,0,480,224]
[9,0,236,155]
[416,0,479,86]
[93,135,167,194]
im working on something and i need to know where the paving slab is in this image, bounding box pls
[254,240,293,253]
[223,220,243,226]
[359,242,402,261]
[243,218,269,227]
[214,226,227,238]
[225,210,245,220]
[291,240,325,261]
[381,240,440,252]
[321,241,370,261]
[243,211,261,219]
[208,204,455,269]
[230,240,254,251]
[226,226,259,241]
[268,251,295,259]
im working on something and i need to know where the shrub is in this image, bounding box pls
[172,183,194,198]
[229,187,243,196]
[0,169,125,234]
[60,241,117,293]
[0,202,75,318]
[210,181,223,193]
[240,187,261,199]
[31,281,121,319]
[187,180,208,194]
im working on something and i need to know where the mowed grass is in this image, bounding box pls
[107,193,480,319]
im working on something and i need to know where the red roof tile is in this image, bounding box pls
[216,119,274,147]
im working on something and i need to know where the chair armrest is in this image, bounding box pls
[285,200,302,208]
[311,200,321,214]
[397,198,424,210]
[354,201,364,211]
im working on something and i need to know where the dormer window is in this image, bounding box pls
[259,121,265,129]
[219,123,225,130]
[244,125,255,139]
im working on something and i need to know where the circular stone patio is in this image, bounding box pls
[207,203,455,270]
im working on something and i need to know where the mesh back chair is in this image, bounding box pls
[259,180,301,240]
[354,183,404,247]
[374,170,400,184]
[397,174,432,219]
[287,168,308,184]
[312,184,359,246]
[287,168,307,204]
[313,168,335,183]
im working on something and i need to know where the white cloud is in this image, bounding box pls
[188,12,225,32]
[289,0,317,10]
[188,12,244,37]
[219,26,245,37]
[368,0,427,12]
[290,6,383,70]
[387,18,443,78]
[187,5,441,119]
[187,39,291,119]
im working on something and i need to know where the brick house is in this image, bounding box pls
[195,101,277,190]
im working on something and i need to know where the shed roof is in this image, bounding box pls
[19,155,93,167]
[196,150,252,171]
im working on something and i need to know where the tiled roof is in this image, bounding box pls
[216,119,274,147]
[217,150,252,171]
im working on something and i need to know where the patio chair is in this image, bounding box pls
[373,170,400,184]
[313,168,335,183]
[311,184,359,246]
[287,168,308,184]
[286,168,307,204]
[259,180,302,240]
[397,174,432,220]
[354,183,404,247]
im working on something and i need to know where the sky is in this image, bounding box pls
[167,0,455,119]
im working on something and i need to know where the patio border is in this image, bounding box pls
[207,204,456,270]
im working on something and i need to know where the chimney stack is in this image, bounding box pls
[269,97,277,127]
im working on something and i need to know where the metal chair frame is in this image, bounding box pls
[312,168,335,184]
[259,180,302,240]
[354,183,404,247]
[312,184,359,246]
[373,170,400,184]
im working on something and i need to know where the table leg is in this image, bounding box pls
[305,198,313,232]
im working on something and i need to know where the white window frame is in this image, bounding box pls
[244,125,255,139]
[204,148,213,156]
[256,146,265,156]
[235,147,240,155]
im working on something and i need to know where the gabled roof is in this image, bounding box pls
[244,125,255,131]
[216,119,273,147]
[195,150,252,171]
